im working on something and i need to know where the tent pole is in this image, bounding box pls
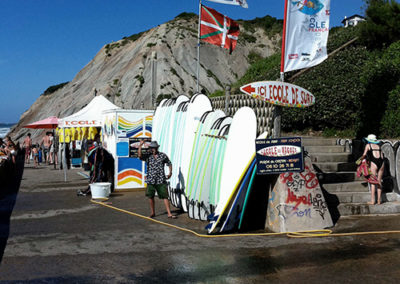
[63,127,67,182]
[53,128,56,170]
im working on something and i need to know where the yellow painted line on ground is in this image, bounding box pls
[90,199,400,239]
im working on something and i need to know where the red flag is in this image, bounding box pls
[200,5,240,54]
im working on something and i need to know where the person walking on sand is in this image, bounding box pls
[40,132,52,164]
[138,140,177,219]
[357,134,385,205]
[32,144,39,168]
[22,133,32,164]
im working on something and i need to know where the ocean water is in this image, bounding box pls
[0,126,11,138]
[0,127,11,138]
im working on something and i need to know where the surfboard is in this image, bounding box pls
[188,110,225,220]
[210,123,230,209]
[151,98,167,143]
[158,99,175,153]
[219,159,256,232]
[238,165,257,230]
[155,98,170,149]
[186,111,214,201]
[206,107,257,234]
[186,111,214,219]
[169,100,191,208]
[166,96,188,156]
[164,96,189,207]
[178,94,212,212]
[216,131,269,232]
[152,99,168,144]
[237,131,268,230]
[196,114,229,220]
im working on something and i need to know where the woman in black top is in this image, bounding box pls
[358,134,385,205]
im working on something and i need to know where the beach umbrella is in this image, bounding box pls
[23,116,59,169]
[23,116,59,129]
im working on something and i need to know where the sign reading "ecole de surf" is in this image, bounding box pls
[256,137,304,175]
[240,81,315,108]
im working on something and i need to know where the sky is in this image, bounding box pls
[0,0,367,123]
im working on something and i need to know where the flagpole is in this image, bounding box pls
[197,0,202,93]
[280,0,288,79]
[274,0,289,138]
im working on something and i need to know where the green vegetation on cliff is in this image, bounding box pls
[41,82,69,96]
[230,0,400,138]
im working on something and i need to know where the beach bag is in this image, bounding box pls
[38,149,42,163]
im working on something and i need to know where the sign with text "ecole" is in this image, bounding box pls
[240,81,315,108]
[256,137,304,175]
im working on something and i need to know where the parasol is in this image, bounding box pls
[23,116,59,129]
[23,116,59,169]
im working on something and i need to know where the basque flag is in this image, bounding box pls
[200,5,240,54]
[205,0,248,8]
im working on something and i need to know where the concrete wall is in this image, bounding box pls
[266,157,333,233]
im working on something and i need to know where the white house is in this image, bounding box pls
[341,14,366,28]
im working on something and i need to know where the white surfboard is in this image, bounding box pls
[178,94,212,211]
[152,99,168,143]
[187,110,225,219]
[209,123,230,211]
[167,95,189,157]
[198,116,232,220]
[207,107,257,234]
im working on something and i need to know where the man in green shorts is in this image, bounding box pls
[138,140,177,219]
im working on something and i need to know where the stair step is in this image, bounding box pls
[338,201,400,216]
[312,162,357,172]
[301,137,337,146]
[304,145,349,153]
[320,172,364,183]
[309,153,354,163]
[333,191,400,203]
[323,181,369,193]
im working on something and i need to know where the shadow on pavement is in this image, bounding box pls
[320,186,341,225]
[0,152,24,264]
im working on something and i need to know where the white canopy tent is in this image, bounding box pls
[60,95,120,128]
[59,95,120,181]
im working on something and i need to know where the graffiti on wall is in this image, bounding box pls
[268,162,328,224]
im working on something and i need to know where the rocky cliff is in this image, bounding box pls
[10,13,280,142]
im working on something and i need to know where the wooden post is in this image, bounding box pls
[225,85,231,115]
[273,106,281,138]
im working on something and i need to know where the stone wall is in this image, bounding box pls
[210,94,275,137]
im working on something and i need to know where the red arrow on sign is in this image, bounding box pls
[241,84,255,95]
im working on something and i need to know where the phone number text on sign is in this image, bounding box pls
[256,137,304,175]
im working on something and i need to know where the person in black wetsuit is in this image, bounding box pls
[358,134,385,205]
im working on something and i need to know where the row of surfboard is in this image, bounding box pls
[152,94,263,234]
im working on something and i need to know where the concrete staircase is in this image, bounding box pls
[302,137,400,216]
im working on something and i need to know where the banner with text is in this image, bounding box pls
[283,0,331,73]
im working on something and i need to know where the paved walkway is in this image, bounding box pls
[1,164,400,282]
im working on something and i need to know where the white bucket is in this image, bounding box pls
[90,182,111,199]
